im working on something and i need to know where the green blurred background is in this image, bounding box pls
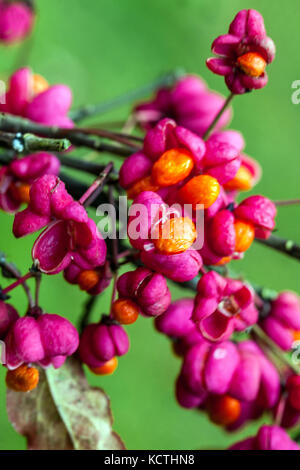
[0,0,299,450]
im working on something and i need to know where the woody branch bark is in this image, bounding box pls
[0,113,138,156]
[256,234,300,262]
[0,149,111,178]
[0,131,70,153]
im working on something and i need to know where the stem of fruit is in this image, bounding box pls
[0,256,34,308]
[252,324,300,374]
[0,113,136,157]
[79,296,98,333]
[2,272,33,295]
[79,162,114,206]
[0,131,70,153]
[274,198,300,206]
[202,92,234,140]
[256,234,300,262]
[69,69,185,122]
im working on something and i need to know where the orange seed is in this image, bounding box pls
[153,216,197,254]
[215,256,232,266]
[293,331,300,342]
[112,298,139,324]
[77,270,99,291]
[127,175,160,200]
[9,182,31,204]
[208,395,241,426]
[179,174,220,209]
[234,219,255,252]
[223,165,253,191]
[32,73,49,96]
[6,364,39,392]
[151,148,194,187]
[237,52,267,78]
[90,357,118,375]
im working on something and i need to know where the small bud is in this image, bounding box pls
[89,357,118,376]
[234,219,255,252]
[151,148,194,187]
[6,364,39,392]
[179,174,220,209]
[112,298,139,325]
[237,52,267,78]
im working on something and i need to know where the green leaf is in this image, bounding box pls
[6,357,125,450]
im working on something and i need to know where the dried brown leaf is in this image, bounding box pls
[7,357,125,450]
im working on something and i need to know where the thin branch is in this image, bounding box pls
[59,172,114,211]
[0,254,34,308]
[57,154,106,175]
[274,198,300,207]
[12,26,34,70]
[202,92,234,140]
[0,152,14,165]
[70,127,143,148]
[0,131,70,153]
[252,324,300,374]
[79,295,98,333]
[79,162,114,207]
[34,271,42,307]
[256,234,300,261]
[69,69,185,123]
[0,149,109,177]
[2,272,33,295]
[0,113,136,157]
